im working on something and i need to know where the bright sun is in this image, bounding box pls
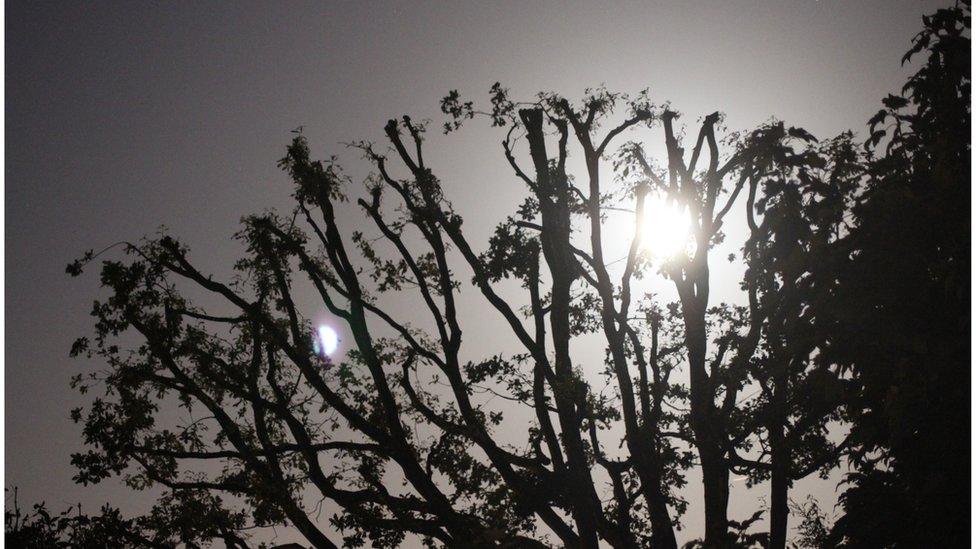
[313,325,339,357]
[600,194,693,267]
[639,195,692,260]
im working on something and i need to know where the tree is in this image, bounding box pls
[824,1,970,546]
[63,3,965,540]
[720,131,859,549]
[66,79,850,547]
[617,115,860,549]
[4,487,233,548]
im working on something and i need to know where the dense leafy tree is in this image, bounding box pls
[727,131,860,549]
[4,488,250,548]
[824,1,970,546]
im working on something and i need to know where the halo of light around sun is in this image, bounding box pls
[313,325,339,356]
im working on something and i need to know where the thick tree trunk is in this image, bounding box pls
[768,453,789,549]
[644,449,679,549]
[700,444,731,547]
[681,289,730,548]
[768,362,790,549]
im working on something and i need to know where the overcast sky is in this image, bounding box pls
[6,0,944,545]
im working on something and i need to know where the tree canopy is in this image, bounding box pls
[43,2,970,548]
[825,2,970,546]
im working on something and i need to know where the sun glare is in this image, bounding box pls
[640,195,692,260]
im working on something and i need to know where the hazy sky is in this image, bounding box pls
[6,0,943,544]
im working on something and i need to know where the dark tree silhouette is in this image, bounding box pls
[822,1,971,546]
[722,132,860,549]
[65,88,836,547]
[4,487,249,548]
[56,4,969,547]
[613,113,856,549]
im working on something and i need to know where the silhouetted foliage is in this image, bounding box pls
[55,4,969,548]
[823,1,971,546]
[4,487,249,548]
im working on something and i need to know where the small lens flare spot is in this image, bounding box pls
[316,325,339,356]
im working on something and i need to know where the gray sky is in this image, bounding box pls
[6,0,942,544]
